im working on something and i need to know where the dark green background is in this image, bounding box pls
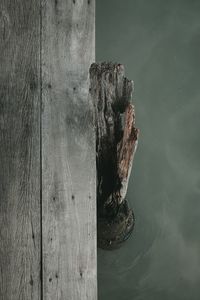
[97,1,200,299]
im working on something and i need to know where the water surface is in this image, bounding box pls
[97,1,200,299]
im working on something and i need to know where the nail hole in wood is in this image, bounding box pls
[30,81,37,91]
[29,276,33,286]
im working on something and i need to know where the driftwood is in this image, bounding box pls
[89,62,139,250]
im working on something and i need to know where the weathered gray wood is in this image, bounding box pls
[90,63,139,250]
[42,0,96,299]
[0,1,41,299]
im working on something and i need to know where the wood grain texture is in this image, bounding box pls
[41,0,96,299]
[0,1,41,299]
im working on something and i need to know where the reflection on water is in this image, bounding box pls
[97,0,200,299]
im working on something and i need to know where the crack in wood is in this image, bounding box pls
[0,10,10,44]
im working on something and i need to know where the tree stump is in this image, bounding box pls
[89,62,139,250]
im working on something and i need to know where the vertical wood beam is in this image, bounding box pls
[42,0,97,299]
[0,1,41,299]
[90,63,138,250]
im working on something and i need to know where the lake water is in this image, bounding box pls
[97,1,200,299]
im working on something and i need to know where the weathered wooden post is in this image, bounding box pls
[0,0,96,299]
[90,63,139,250]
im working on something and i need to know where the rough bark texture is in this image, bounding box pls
[90,62,139,250]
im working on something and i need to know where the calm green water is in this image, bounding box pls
[97,1,200,299]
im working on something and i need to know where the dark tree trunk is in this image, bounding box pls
[90,63,139,250]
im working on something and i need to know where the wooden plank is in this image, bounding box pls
[41,0,97,299]
[0,1,41,299]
